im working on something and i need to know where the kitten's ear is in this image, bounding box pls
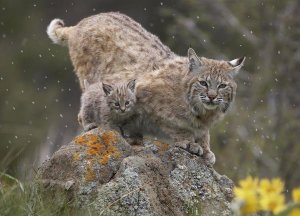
[188,48,202,73]
[102,83,113,96]
[228,56,246,76]
[127,79,136,92]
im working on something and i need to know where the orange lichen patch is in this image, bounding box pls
[73,131,122,165]
[101,131,118,145]
[153,140,170,154]
[98,145,122,165]
[86,142,105,156]
[73,152,81,161]
[99,155,110,165]
[85,162,96,182]
[74,134,100,147]
[98,131,121,165]
[74,134,104,156]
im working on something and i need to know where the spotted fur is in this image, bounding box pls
[135,48,245,164]
[47,12,175,90]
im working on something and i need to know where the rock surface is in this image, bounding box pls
[36,128,234,216]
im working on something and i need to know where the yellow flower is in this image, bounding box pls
[258,178,284,196]
[260,193,286,214]
[289,208,300,216]
[292,188,300,203]
[233,188,259,214]
[239,176,259,190]
[233,177,260,214]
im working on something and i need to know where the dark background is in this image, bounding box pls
[1,0,299,189]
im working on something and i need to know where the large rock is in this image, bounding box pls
[36,128,234,216]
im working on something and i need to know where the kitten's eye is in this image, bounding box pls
[114,102,120,107]
[125,101,130,106]
[199,81,208,87]
[218,84,227,89]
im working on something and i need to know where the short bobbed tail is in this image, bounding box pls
[47,18,72,46]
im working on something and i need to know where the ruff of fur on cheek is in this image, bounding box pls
[73,132,121,181]
[189,95,206,116]
[218,101,230,113]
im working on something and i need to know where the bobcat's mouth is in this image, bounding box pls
[118,111,128,115]
[203,101,218,110]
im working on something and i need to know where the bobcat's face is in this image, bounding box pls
[189,72,236,113]
[103,80,136,116]
[186,48,245,113]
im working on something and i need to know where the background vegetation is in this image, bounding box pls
[1,0,299,192]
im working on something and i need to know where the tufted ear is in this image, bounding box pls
[102,83,113,96]
[127,79,136,92]
[228,56,246,76]
[188,48,202,73]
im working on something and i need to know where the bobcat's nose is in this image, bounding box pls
[120,107,126,112]
[207,90,217,101]
[208,95,216,101]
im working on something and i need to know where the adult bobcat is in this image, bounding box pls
[133,48,245,164]
[47,12,174,89]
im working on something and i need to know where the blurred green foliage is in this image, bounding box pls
[0,0,299,190]
[0,173,91,215]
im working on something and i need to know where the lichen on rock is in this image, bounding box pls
[74,131,121,165]
[36,127,234,215]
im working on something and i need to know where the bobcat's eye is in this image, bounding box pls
[125,101,130,106]
[199,81,208,87]
[218,84,227,89]
[114,102,120,107]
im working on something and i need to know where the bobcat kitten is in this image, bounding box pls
[78,79,137,133]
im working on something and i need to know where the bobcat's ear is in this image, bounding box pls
[188,48,202,73]
[102,83,113,96]
[228,56,246,76]
[127,79,136,92]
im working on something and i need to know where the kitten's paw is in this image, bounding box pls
[189,143,204,156]
[203,150,216,165]
[84,123,97,132]
[175,141,203,156]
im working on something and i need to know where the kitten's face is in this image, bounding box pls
[186,48,245,113]
[103,80,136,116]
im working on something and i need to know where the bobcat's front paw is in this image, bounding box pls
[83,123,97,132]
[203,150,216,165]
[175,141,203,156]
